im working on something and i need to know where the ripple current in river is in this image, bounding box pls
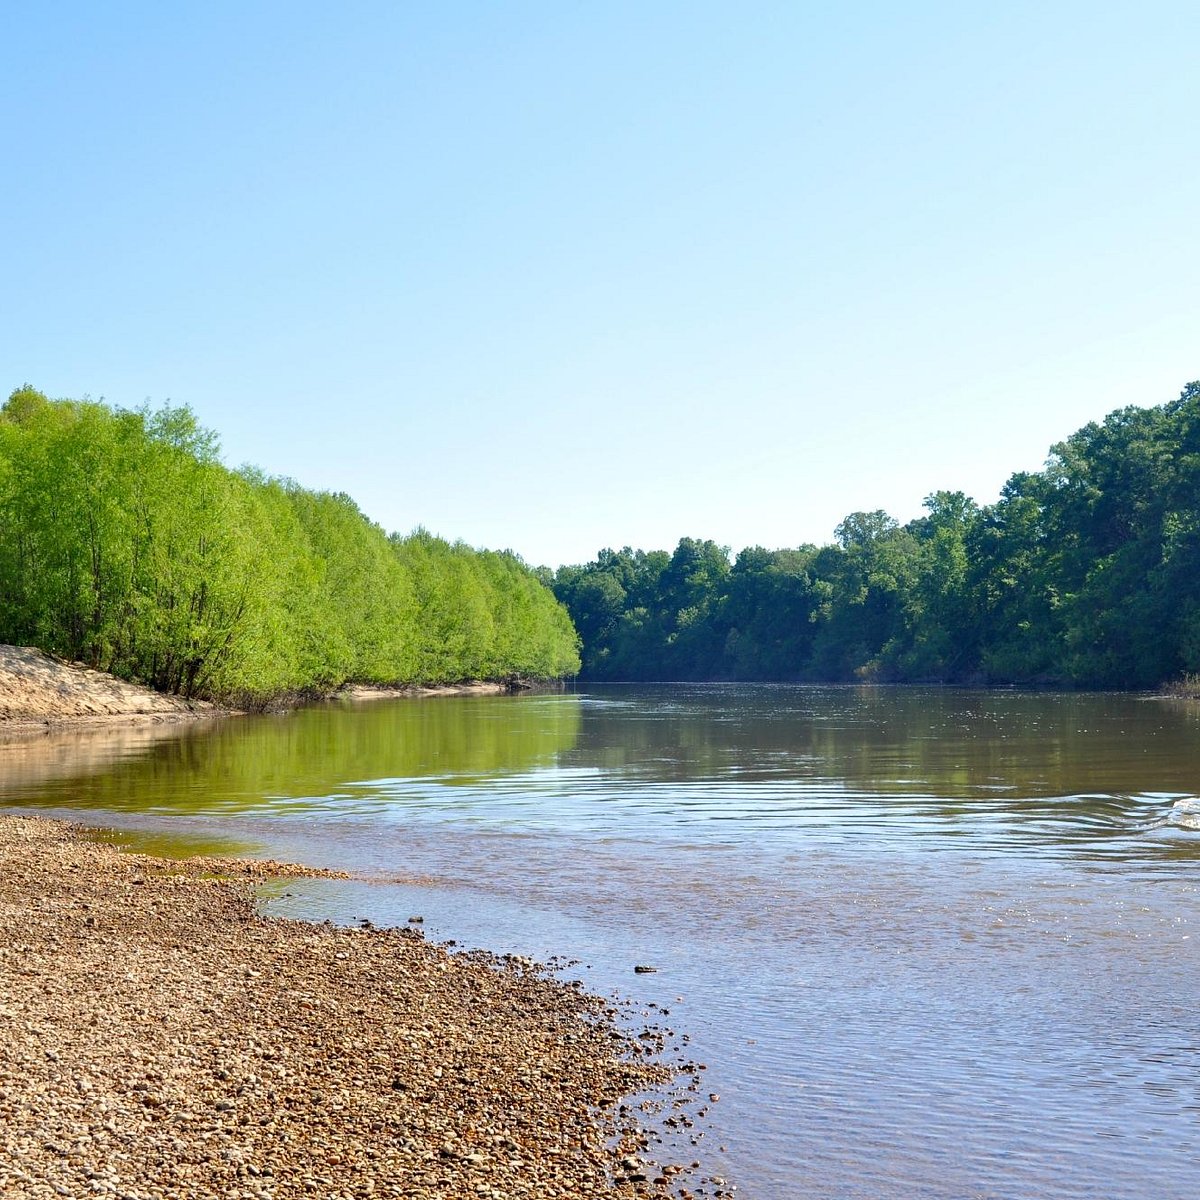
[3,683,1200,1198]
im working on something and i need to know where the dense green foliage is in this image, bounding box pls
[554,382,1200,689]
[0,388,579,700]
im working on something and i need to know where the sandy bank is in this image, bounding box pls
[0,816,695,1200]
[0,646,215,729]
[0,644,551,734]
[338,681,516,702]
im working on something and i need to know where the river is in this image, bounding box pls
[3,684,1199,1199]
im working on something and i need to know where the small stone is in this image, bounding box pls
[0,815,696,1200]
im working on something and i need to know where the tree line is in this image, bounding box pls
[0,387,579,702]
[553,382,1200,689]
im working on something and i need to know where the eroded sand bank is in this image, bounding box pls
[0,646,214,728]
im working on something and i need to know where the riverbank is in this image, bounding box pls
[0,644,556,735]
[0,645,216,728]
[1157,672,1200,699]
[338,680,528,702]
[0,815,694,1199]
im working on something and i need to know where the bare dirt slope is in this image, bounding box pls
[0,645,211,723]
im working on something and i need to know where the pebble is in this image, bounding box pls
[0,815,708,1199]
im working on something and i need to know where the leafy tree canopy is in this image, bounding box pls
[0,389,579,702]
[554,382,1200,689]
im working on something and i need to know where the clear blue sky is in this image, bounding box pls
[4,1,1197,567]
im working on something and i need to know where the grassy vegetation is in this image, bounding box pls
[1160,673,1200,699]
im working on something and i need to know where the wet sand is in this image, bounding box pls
[0,816,697,1200]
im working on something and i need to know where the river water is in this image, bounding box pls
[3,684,1199,1199]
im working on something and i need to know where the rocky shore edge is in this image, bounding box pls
[0,815,707,1200]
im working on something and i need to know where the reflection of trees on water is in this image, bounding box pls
[9,686,1197,860]
[569,685,1200,805]
[3,695,582,815]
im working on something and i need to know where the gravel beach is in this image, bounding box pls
[0,816,695,1200]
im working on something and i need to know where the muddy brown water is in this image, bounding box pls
[4,684,1199,1199]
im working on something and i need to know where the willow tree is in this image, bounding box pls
[0,387,581,701]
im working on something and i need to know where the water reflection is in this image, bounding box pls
[0,692,582,816]
[4,685,1199,864]
[555,685,1200,862]
[0,720,199,792]
[570,684,1200,800]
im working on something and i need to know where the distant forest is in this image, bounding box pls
[0,387,579,702]
[552,382,1200,690]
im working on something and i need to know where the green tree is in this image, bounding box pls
[0,388,581,701]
